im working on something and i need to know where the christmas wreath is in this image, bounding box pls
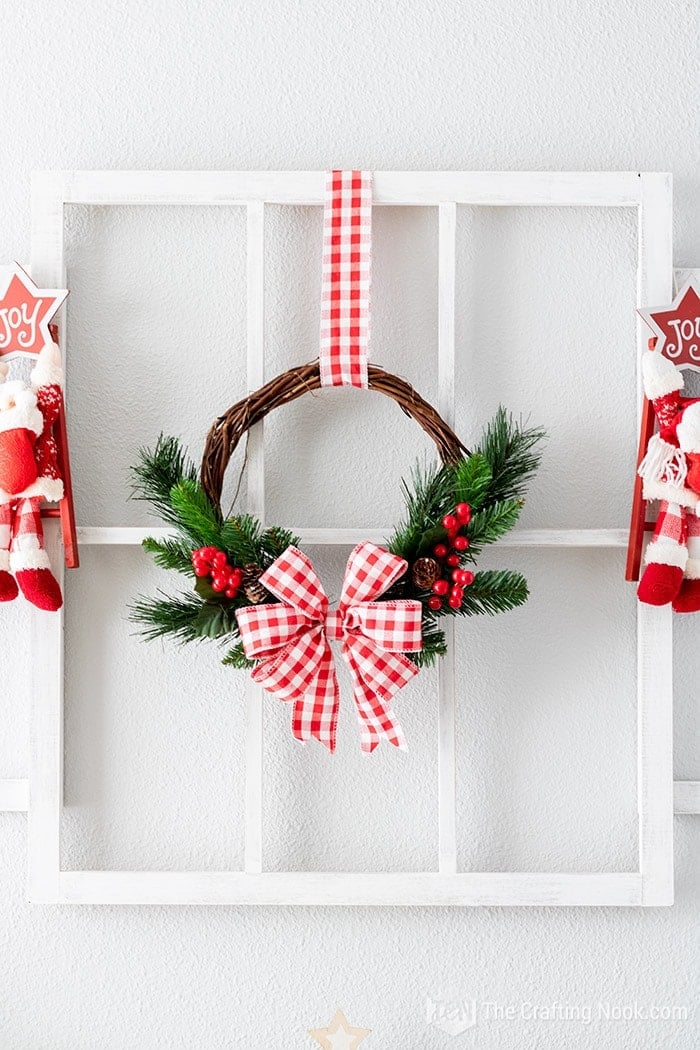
[130,362,543,751]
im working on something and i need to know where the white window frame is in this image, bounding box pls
[27,169,675,906]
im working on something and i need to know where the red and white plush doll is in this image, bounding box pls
[637,350,700,612]
[0,341,64,611]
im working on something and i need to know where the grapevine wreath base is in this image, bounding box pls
[131,363,544,751]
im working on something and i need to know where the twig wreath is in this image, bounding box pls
[130,171,544,752]
[130,364,543,750]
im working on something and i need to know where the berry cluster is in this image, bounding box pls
[191,547,244,600]
[427,502,474,612]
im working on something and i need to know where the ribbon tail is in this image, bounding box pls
[344,645,408,754]
[291,641,340,753]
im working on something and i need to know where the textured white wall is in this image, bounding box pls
[0,1,699,1047]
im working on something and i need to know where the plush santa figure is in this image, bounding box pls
[0,341,64,611]
[637,350,700,612]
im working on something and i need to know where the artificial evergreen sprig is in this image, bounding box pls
[389,409,544,666]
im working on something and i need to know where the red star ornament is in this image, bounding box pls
[638,279,700,372]
[0,265,67,361]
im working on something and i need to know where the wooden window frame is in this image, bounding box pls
[26,169,676,905]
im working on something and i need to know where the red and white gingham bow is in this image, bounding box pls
[236,542,422,753]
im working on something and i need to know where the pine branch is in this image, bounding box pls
[387,459,454,559]
[219,515,263,566]
[453,452,492,510]
[459,570,529,616]
[130,435,198,525]
[477,407,545,504]
[257,525,299,566]
[169,478,224,547]
[142,536,195,576]
[129,591,204,643]
[221,641,255,669]
[466,499,522,553]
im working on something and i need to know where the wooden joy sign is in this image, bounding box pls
[0,266,67,360]
[638,280,700,372]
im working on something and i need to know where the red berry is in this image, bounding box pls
[225,585,239,599]
[442,514,458,531]
[448,593,462,609]
[230,569,244,585]
[212,551,227,570]
[460,570,475,587]
[455,502,471,523]
[446,553,460,567]
[432,578,449,596]
[453,535,469,551]
[452,569,463,583]
[428,596,442,611]
[211,575,227,593]
[193,564,210,578]
[433,543,448,559]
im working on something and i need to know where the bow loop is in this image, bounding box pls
[235,542,423,752]
[340,541,410,606]
[259,545,328,619]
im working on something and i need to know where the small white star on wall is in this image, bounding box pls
[308,1008,371,1049]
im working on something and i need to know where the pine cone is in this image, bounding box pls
[411,556,440,590]
[243,563,268,604]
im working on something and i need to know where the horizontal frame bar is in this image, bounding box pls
[38,170,652,208]
[76,526,629,548]
[2,781,696,816]
[55,870,643,907]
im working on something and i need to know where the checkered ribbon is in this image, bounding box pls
[653,500,687,546]
[319,170,372,388]
[236,542,422,753]
[11,497,44,555]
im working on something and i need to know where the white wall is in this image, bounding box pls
[1,1,699,1047]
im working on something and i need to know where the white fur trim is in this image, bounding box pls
[638,434,687,486]
[677,403,700,453]
[16,476,64,503]
[0,550,9,572]
[684,558,700,580]
[644,540,688,570]
[0,361,8,380]
[642,477,700,510]
[0,476,63,505]
[0,391,43,437]
[10,548,51,572]
[30,344,63,389]
[642,352,684,400]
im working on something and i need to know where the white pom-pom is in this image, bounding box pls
[30,341,63,389]
[642,352,683,400]
[677,402,700,454]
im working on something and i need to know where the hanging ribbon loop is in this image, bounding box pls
[319,169,372,388]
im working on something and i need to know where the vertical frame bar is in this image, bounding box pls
[636,173,674,905]
[28,172,67,902]
[244,201,266,874]
[437,202,457,874]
